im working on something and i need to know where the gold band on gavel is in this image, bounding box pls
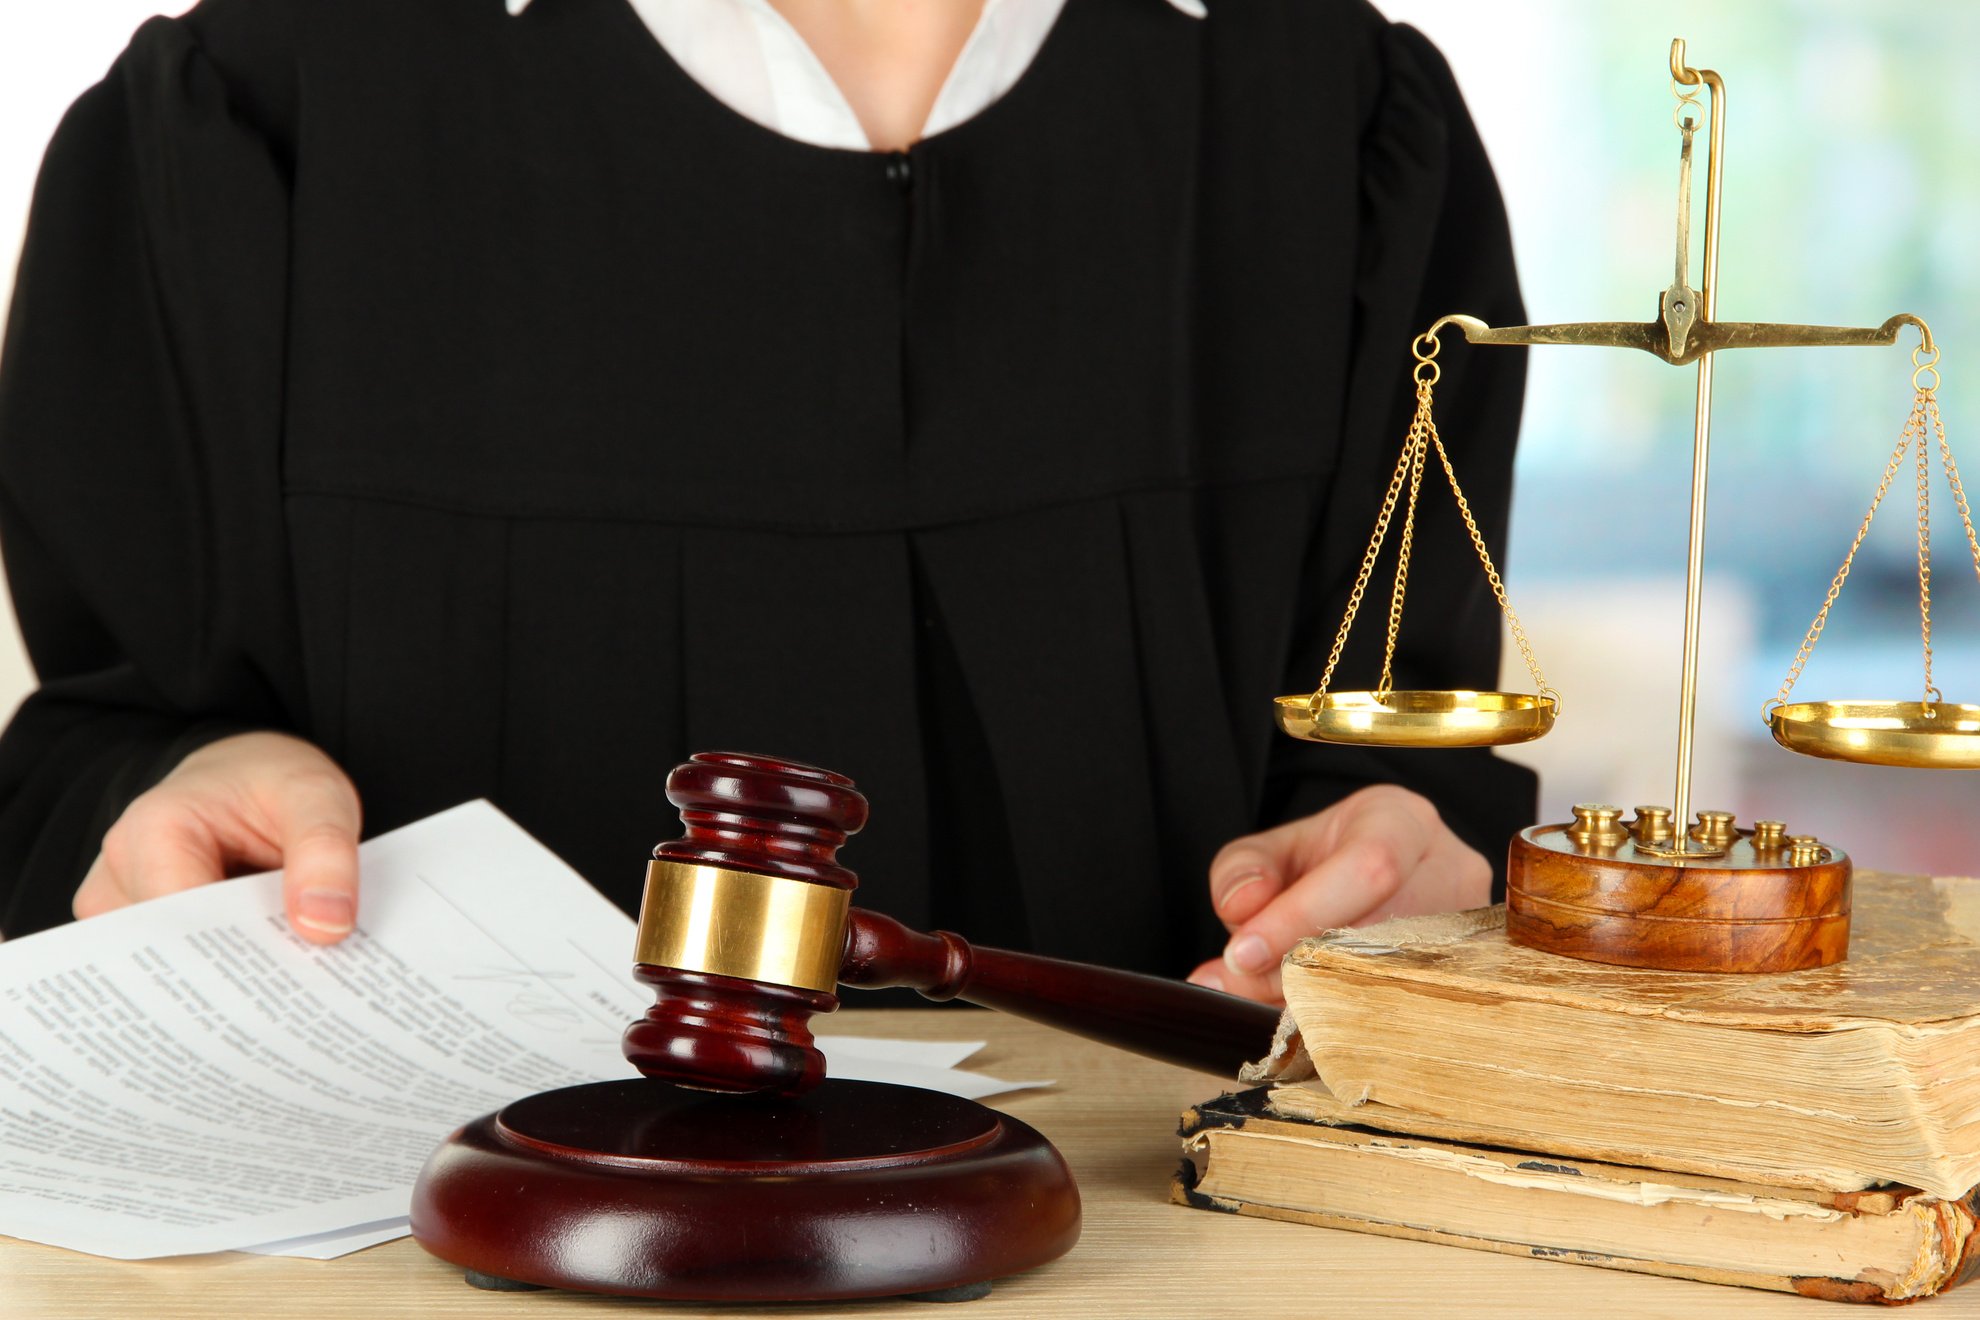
[632,860,851,993]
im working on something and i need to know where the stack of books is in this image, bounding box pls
[1175,871,1980,1303]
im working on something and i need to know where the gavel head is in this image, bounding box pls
[621,752,869,1095]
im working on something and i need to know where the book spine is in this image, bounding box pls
[1173,1122,1979,1304]
[1169,1181,1913,1303]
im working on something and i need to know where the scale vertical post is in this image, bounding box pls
[1670,57,1726,854]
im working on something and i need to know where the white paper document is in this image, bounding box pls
[0,802,1046,1261]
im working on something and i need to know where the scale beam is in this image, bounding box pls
[1427,310,1933,367]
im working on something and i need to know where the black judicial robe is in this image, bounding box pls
[0,0,1536,975]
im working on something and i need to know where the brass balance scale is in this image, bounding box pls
[1276,40,1980,975]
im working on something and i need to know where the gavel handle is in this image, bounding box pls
[838,908,1281,1078]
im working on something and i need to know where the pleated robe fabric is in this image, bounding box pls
[0,0,1536,977]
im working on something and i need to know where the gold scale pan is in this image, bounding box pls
[1279,39,1980,786]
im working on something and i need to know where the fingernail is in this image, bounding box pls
[1216,871,1267,915]
[295,888,355,935]
[1224,933,1272,976]
[1189,968,1226,992]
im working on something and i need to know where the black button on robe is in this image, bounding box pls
[0,0,1536,975]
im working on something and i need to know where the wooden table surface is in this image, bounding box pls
[2,1005,1973,1319]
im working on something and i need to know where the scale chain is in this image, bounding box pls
[1310,399,1424,700]
[1770,403,1918,717]
[1933,394,1980,597]
[1768,335,1976,720]
[1917,389,1937,704]
[1424,422,1554,706]
[1308,330,1555,710]
[1378,409,1430,701]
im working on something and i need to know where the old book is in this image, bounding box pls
[1174,1089,1980,1304]
[1244,871,1980,1198]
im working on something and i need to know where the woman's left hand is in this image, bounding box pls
[1186,785,1491,1004]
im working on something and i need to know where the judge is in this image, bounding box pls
[0,0,1533,1003]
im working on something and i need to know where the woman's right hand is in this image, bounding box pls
[73,731,362,944]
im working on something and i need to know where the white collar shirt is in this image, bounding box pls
[506,0,1209,151]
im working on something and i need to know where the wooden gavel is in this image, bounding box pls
[622,752,1281,1094]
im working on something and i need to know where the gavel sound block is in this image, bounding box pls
[410,753,1280,1301]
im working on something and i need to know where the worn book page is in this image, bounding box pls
[1176,1094,1971,1304]
[1268,873,1980,1197]
[1286,873,1980,1030]
[0,802,1045,1260]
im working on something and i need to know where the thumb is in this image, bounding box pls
[1207,818,1311,931]
[274,770,362,943]
[1208,797,1354,931]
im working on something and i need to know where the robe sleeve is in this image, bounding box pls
[1266,21,1539,889]
[0,15,301,937]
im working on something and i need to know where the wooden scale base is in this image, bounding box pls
[411,1076,1079,1301]
[1506,809,1851,974]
